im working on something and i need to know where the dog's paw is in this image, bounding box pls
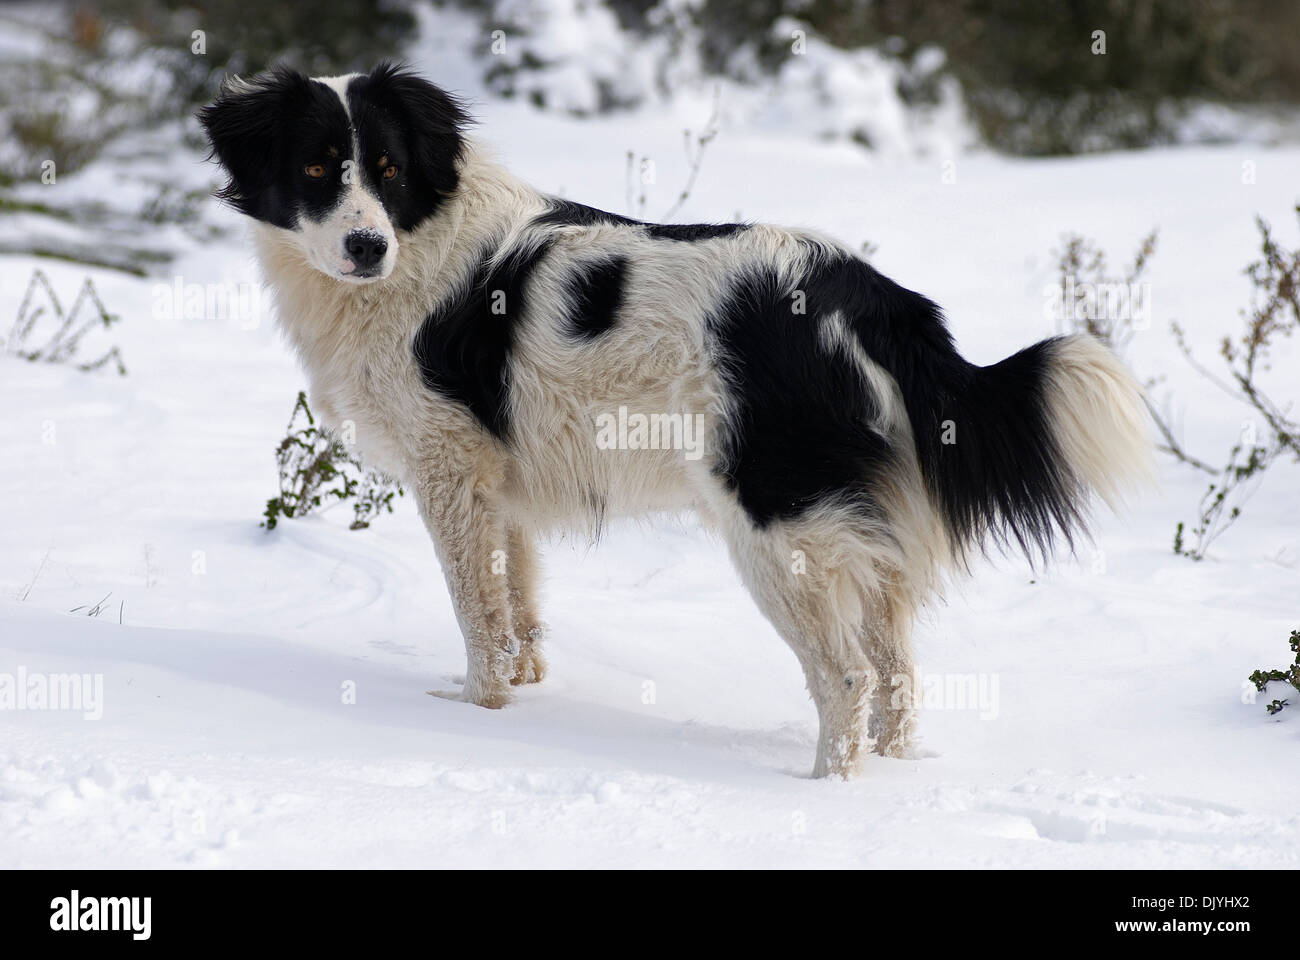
[509,624,548,685]
[509,646,547,685]
[872,731,931,760]
[428,674,513,709]
[473,687,512,709]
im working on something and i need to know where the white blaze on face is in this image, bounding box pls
[295,74,400,284]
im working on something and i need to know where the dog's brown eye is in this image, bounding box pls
[305,164,326,179]
[382,165,398,180]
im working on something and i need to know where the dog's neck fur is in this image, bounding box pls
[254,139,546,379]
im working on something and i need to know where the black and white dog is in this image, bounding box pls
[200,63,1151,777]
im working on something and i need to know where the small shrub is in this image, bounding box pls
[1171,442,1273,560]
[1053,229,1157,355]
[4,269,126,374]
[349,470,405,531]
[1165,209,1300,559]
[262,392,404,532]
[1055,208,1300,560]
[1248,629,1299,716]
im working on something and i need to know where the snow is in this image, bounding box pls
[2,35,1298,868]
[424,2,978,158]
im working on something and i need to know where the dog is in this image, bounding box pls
[200,62,1151,778]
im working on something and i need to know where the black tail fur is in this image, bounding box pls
[837,256,1089,561]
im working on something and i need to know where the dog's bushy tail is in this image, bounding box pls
[844,263,1152,562]
[917,333,1152,562]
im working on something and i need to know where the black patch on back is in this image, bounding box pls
[705,265,897,527]
[534,199,638,229]
[412,237,554,440]
[562,256,628,339]
[646,222,747,241]
[535,198,747,242]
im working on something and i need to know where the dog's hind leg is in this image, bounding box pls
[723,518,877,778]
[505,523,547,685]
[859,584,920,759]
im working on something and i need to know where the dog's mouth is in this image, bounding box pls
[337,268,386,284]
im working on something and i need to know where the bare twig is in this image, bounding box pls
[662,86,722,222]
[18,549,51,601]
[1143,394,1217,474]
[71,592,113,617]
[624,86,723,224]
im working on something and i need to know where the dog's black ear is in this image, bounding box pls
[361,61,471,197]
[198,69,311,221]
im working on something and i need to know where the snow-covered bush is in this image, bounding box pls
[1248,630,1299,716]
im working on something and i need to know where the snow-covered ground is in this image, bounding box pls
[2,29,1298,867]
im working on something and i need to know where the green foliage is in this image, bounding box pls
[4,269,126,374]
[348,470,406,531]
[262,392,404,532]
[1248,630,1300,716]
[1172,443,1271,561]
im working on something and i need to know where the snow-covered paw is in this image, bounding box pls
[869,706,919,759]
[428,661,513,708]
[425,686,510,708]
[509,624,547,685]
[873,737,934,760]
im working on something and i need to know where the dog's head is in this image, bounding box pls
[199,62,468,283]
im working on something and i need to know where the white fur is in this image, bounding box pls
[1046,335,1157,511]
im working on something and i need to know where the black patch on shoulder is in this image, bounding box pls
[535,198,747,242]
[412,236,553,440]
[705,263,896,527]
[562,256,628,340]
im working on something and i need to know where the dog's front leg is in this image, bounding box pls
[506,523,547,685]
[416,460,516,709]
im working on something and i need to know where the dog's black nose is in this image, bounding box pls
[344,231,388,271]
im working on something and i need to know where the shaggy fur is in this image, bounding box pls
[201,63,1153,778]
